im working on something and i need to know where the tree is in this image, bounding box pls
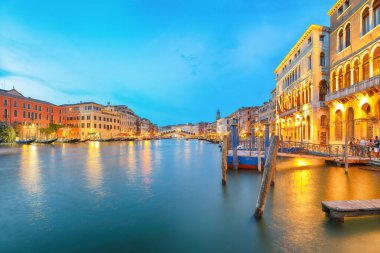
[0,122,16,143]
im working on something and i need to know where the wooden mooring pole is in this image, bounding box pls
[344,129,348,174]
[254,135,279,219]
[257,136,262,173]
[222,134,228,185]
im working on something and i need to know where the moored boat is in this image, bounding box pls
[61,138,81,143]
[227,150,265,170]
[35,138,58,144]
[16,139,36,145]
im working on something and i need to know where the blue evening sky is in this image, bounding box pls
[0,0,335,126]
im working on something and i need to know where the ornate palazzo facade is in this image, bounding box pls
[327,0,380,144]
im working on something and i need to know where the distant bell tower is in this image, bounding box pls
[216,109,221,121]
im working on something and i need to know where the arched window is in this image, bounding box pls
[353,59,359,83]
[332,72,337,92]
[335,110,343,141]
[374,0,380,27]
[373,46,380,76]
[362,7,370,35]
[345,64,351,87]
[345,23,351,47]
[338,68,343,90]
[362,54,370,80]
[320,52,325,67]
[319,80,328,101]
[338,29,344,51]
[306,116,311,140]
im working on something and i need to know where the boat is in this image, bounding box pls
[227,150,265,170]
[35,138,58,144]
[16,139,36,145]
[61,138,81,143]
[80,138,90,143]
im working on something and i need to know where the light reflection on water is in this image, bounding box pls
[19,145,45,219]
[0,140,380,253]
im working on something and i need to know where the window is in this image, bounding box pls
[87,116,90,120]
[23,111,26,118]
[374,0,380,27]
[82,116,84,120]
[345,23,351,47]
[28,104,30,109]
[353,60,359,83]
[320,52,325,67]
[344,0,350,8]
[81,123,85,128]
[338,69,343,90]
[308,55,312,70]
[13,101,17,107]
[335,110,343,141]
[14,110,17,117]
[319,80,328,101]
[87,123,90,128]
[308,37,312,44]
[338,6,344,16]
[345,65,351,87]
[373,47,380,75]
[4,109,8,118]
[363,54,370,80]
[4,99,7,106]
[362,7,370,35]
[338,29,344,51]
[319,35,325,41]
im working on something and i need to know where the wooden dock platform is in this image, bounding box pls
[322,199,380,222]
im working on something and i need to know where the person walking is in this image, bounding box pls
[360,137,366,157]
[374,136,380,159]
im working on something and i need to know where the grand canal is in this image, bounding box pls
[1,139,380,252]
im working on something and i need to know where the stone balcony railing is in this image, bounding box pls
[325,74,380,103]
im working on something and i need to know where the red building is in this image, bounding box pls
[0,88,62,128]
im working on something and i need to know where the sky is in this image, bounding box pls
[0,0,336,126]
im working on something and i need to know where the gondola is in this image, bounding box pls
[16,139,36,145]
[61,138,81,143]
[80,138,90,143]
[35,138,58,144]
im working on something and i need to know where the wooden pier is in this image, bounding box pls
[322,199,380,222]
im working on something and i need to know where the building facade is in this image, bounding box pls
[0,88,62,138]
[61,102,120,139]
[326,0,380,144]
[275,25,331,144]
[216,117,230,137]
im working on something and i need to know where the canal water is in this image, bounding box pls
[1,139,380,253]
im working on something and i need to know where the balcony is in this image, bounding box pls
[325,74,380,103]
[279,107,296,118]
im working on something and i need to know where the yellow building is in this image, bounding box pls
[62,102,120,139]
[275,25,331,144]
[326,0,380,144]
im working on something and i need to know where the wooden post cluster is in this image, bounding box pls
[254,135,280,219]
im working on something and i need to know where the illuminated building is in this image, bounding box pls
[61,102,120,139]
[275,25,331,144]
[326,0,380,143]
[105,104,139,136]
[258,89,276,136]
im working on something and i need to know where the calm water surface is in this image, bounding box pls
[1,139,380,253]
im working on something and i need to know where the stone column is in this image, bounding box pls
[359,64,363,81]
[350,67,354,86]
[335,76,339,91]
